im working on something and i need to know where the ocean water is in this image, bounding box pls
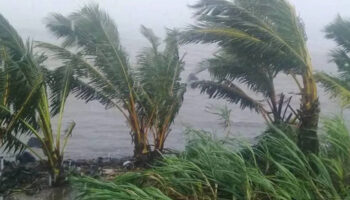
[0,0,349,159]
[58,52,346,159]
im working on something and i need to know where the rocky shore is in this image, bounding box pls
[0,152,137,199]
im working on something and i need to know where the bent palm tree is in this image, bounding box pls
[0,14,74,185]
[136,27,186,152]
[191,51,297,124]
[315,16,350,108]
[183,0,319,153]
[39,4,185,158]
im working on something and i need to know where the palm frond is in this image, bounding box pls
[182,0,309,73]
[329,49,350,79]
[203,51,276,98]
[0,14,25,59]
[317,15,350,109]
[140,25,160,52]
[0,14,47,151]
[45,4,133,96]
[192,80,263,112]
[36,42,123,112]
[325,15,350,52]
[315,72,350,108]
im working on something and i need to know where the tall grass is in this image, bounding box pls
[74,116,350,200]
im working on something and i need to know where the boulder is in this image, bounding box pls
[27,137,42,148]
[16,152,36,165]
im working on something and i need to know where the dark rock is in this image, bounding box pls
[97,157,111,166]
[75,159,87,167]
[188,73,199,82]
[16,152,36,164]
[27,137,42,148]
[24,162,40,170]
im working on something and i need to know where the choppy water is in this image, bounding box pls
[0,0,349,159]
[59,44,346,159]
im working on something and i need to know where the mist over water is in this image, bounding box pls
[0,0,349,159]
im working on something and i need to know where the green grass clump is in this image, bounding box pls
[74,116,350,200]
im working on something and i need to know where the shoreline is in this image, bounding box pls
[0,155,139,199]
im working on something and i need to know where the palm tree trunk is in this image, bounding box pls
[298,59,320,154]
[298,100,320,154]
[48,155,64,186]
[155,132,166,152]
[133,131,150,163]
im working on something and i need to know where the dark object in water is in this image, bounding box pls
[188,73,199,82]
[27,137,42,148]
[16,152,36,164]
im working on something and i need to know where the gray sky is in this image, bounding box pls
[0,0,349,71]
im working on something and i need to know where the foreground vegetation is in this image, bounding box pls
[74,116,350,200]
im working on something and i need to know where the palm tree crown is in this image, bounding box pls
[182,0,320,153]
[0,14,75,185]
[39,4,186,157]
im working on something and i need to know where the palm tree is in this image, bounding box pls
[0,14,74,185]
[182,0,319,153]
[38,4,186,159]
[191,51,297,124]
[136,27,186,152]
[315,16,350,108]
[0,16,41,152]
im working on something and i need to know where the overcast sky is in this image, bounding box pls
[0,0,349,71]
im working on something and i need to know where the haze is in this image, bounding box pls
[0,0,349,71]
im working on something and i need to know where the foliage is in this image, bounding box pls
[136,26,186,151]
[0,14,42,152]
[206,104,232,137]
[74,116,350,200]
[191,49,296,124]
[38,4,186,158]
[182,0,320,153]
[73,176,171,200]
[315,16,350,108]
[0,14,74,185]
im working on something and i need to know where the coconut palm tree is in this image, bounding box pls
[0,14,74,185]
[182,0,319,153]
[191,51,297,124]
[38,4,186,159]
[315,16,350,108]
[0,16,42,152]
[136,26,186,152]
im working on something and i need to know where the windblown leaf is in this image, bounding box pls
[315,72,350,108]
[317,15,350,109]
[192,80,263,112]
